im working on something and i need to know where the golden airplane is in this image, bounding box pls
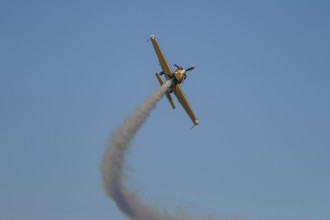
[150,35,199,126]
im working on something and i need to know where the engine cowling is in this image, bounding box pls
[174,69,186,84]
[173,64,194,84]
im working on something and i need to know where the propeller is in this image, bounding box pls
[174,64,195,71]
[174,64,182,70]
[186,66,195,71]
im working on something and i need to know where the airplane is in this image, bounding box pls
[149,35,199,127]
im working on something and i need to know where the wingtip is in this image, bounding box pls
[150,34,155,39]
[191,118,199,129]
[194,118,199,125]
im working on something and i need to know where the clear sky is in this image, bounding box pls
[1,0,329,220]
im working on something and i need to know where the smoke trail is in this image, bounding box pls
[101,80,194,220]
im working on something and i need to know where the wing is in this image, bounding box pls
[150,35,173,78]
[174,84,199,125]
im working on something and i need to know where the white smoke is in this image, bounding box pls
[101,80,198,220]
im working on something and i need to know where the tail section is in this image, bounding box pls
[155,73,176,109]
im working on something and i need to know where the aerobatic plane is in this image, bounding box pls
[150,35,199,126]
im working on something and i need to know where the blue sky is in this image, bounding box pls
[1,0,329,220]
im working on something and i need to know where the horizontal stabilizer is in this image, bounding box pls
[155,73,176,109]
